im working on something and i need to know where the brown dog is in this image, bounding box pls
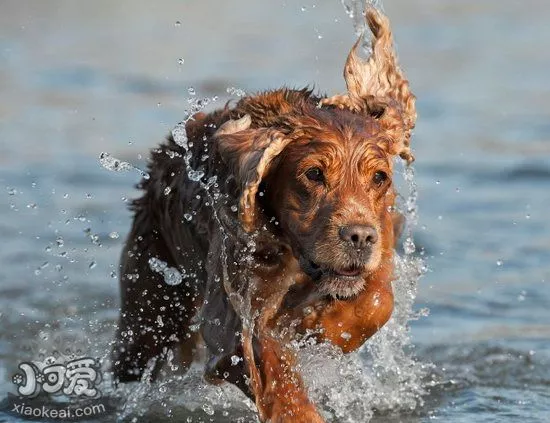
[112,7,415,423]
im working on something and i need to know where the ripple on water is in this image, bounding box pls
[428,342,550,421]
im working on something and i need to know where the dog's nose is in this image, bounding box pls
[339,225,378,248]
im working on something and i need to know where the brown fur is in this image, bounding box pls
[112,7,415,422]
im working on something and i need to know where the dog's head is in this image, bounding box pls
[216,8,415,299]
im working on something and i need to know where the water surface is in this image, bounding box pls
[1,0,549,421]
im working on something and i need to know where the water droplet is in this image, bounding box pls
[340,332,352,340]
[206,175,217,187]
[175,20,181,27]
[164,268,182,285]
[202,403,215,416]
[230,355,241,366]
[230,205,238,212]
[99,152,149,180]
[226,87,246,97]
[172,124,188,150]
[435,180,440,185]
[89,261,97,270]
[303,306,313,316]
[183,213,192,222]
[164,186,172,195]
[403,237,416,254]
[496,259,503,266]
[109,231,119,239]
[6,187,17,195]
[99,152,131,172]
[187,169,204,181]
[177,58,185,65]
[148,257,183,286]
[187,87,196,96]
[525,214,531,219]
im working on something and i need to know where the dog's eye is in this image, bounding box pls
[305,167,324,183]
[373,170,388,186]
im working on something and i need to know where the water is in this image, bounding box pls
[1,0,549,422]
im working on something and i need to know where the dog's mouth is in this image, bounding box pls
[299,256,366,299]
[329,265,362,278]
[300,257,363,279]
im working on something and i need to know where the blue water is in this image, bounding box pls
[1,0,549,421]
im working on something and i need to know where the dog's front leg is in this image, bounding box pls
[228,246,324,422]
[242,332,324,423]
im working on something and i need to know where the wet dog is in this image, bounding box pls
[112,7,415,422]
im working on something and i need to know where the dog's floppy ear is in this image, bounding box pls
[321,6,416,163]
[216,115,292,232]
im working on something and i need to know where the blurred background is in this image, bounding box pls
[1,0,549,422]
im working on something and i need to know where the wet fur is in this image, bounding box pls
[113,7,414,423]
[113,89,400,418]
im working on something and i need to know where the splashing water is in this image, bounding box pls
[340,0,383,56]
[117,362,257,422]
[99,152,150,180]
[226,86,246,97]
[118,89,263,420]
[294,162,429,422]
[115,3,428,420]
[362,165,430,409]
[118,127,428,423]
[148,257,184,286]
[286,2,429,417]
[171,89,259,330]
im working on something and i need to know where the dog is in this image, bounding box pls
[112,7,415,423]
